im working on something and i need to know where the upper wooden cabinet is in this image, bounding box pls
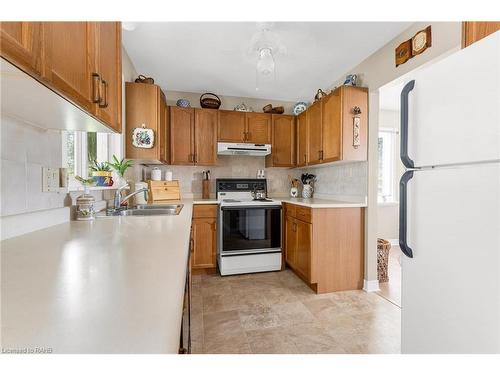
[296,111,308,167]
[170,107,195,165]
[217,111,271,144]
[170,107,217,166]
[462,22,500,48]
[218,110,246,142]
[266,114,296,167]
[298,85,368,167]
[0,22,42,76]
[307,100,323,165]
[194,108,218,165]
[95,22,122,132]
[0,21,122,133]
[125,82,169,163]
[42,22,96,113]
[246,112,271,144]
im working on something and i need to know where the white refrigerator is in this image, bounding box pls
[399,31,500,353]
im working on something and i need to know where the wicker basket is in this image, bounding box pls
[134,75,155,84]
[377,238,391,283]
[200,93,221,109]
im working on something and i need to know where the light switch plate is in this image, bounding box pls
[42,167,60,192]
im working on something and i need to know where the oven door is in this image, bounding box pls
[220,205,281,254]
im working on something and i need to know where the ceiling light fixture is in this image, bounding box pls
[248,23,286,91]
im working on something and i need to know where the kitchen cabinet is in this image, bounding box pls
[462,22,500,48]
[0,22,42,76]
[217,110,271,144]
[298,85,368,166]
[296,111,308,167]
[0,21,122,133]
[170,107,195,165]
[125,82,169,163]
[218,110,246,142]
[266,114,296,167]
[283,202,364,293]
[191,204,218,270]
[245,112,271,143]
[170,107,217,166]
[307,100,323,165]
[42,22,97,114]
[94,22,122,132]
[194,108,218,165]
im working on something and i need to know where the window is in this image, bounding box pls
[62,131,122,189]
[378,128,398,203]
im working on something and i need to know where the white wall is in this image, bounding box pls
[327,21,462,284]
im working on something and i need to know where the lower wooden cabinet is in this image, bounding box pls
[191,204,218,270]
[284,203,364,293]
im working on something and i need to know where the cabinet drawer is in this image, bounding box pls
[193,204,218,218]
[295,206,312,223]
[284,203,296,218]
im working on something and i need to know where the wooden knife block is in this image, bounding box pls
[202,180,210,199]
[148,180,181,202]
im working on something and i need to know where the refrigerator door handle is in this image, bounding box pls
[399,170,414,258]
[400,80,416,169]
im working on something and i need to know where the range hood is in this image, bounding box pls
[217,142,271,156]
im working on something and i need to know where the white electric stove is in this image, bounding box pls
[216,178,282,276]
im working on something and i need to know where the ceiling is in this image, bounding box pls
[122,22,413,103]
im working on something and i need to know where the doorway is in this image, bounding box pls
[375,80,405,307]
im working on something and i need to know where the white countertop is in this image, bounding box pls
[273,197,367,208]
[1,201,196,354]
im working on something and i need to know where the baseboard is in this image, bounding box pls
[363,279,380,292]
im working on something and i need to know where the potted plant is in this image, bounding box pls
[90,160,113,187]
[107,155,133,187]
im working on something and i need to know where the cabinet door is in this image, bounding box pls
[462,22,500,48]
[341,86,368,161]
[296,111,308,167]
[307,100,323,165]
[192,217,217,269]
[125,82,161,160]
[218,110,246,142]
[42,22,97,113]
[270,114,296,167]
[285,216,297,268]
[246,112,271,144]
[170,107,195,165]
[321,92,342,162]
[95,22,122,132]
[194,108,217,165]
[295,219,312,282]
[0,22,42,75]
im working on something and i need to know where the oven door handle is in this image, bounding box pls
[221,205,282,210]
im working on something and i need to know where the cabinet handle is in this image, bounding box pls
[303,154,307,164]
[91,73,101,103]
[99,79,108,108]
[242,132,246,141]
[194,153,198,164]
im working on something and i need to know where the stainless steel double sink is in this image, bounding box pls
[102,204,184,217]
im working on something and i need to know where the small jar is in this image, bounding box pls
[76,187,95,221]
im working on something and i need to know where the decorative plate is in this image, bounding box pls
[293,102,307,115]
[132,125,154,149]
[234,102,253,112]
[176,98,191,107]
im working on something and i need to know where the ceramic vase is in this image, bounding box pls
[302,184,313,198]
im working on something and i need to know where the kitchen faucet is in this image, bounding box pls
[113,185,149,210]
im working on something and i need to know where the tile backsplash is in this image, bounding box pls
[126,157,368,200]
[0,115,102,218]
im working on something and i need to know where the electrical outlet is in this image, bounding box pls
[42,167,61,192]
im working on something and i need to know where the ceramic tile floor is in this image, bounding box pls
[191,269,401,354]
